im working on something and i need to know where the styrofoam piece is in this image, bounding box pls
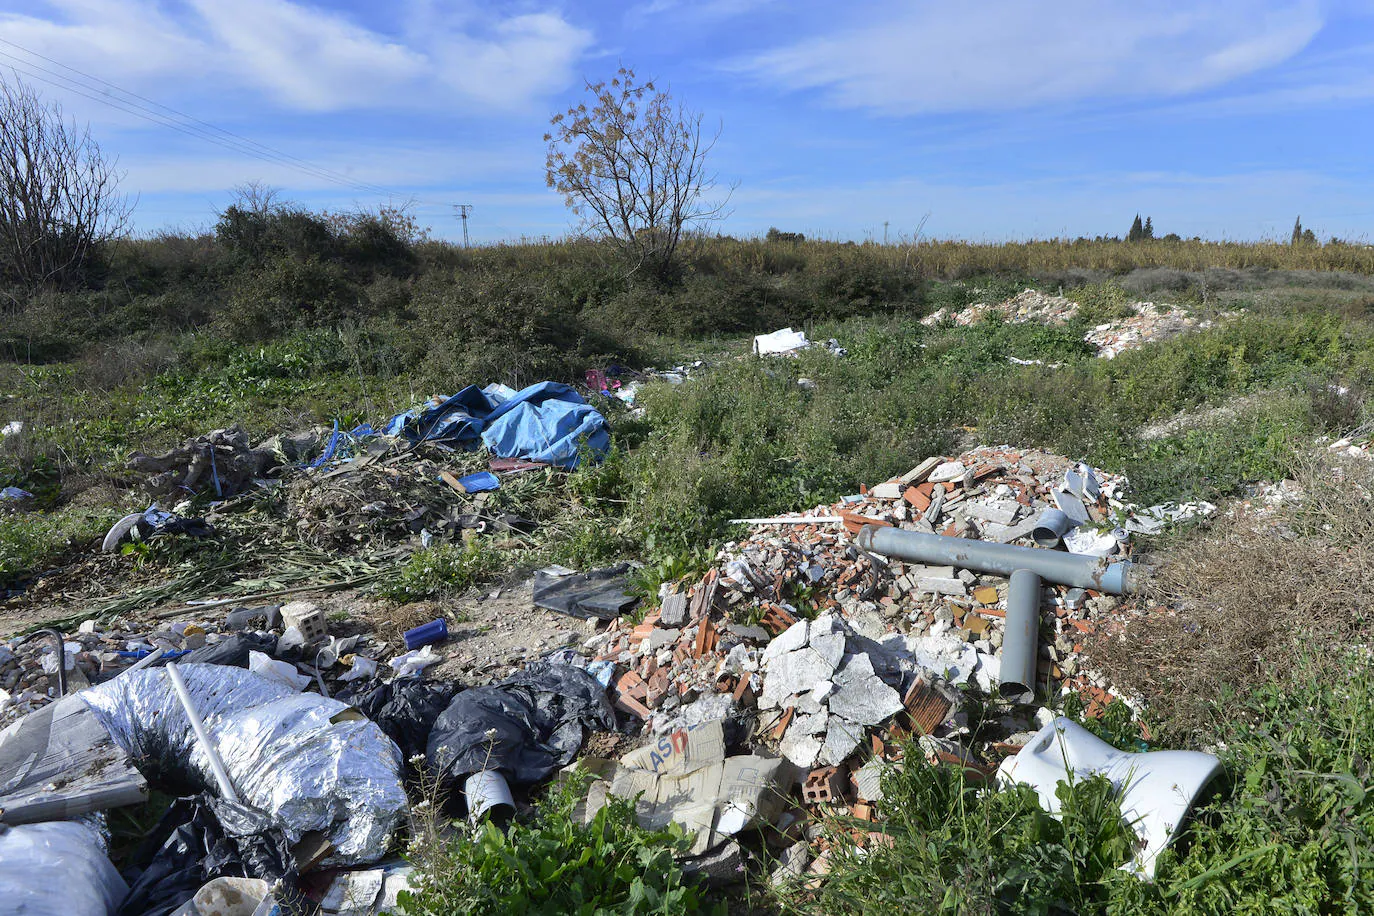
[996,717,1220,878]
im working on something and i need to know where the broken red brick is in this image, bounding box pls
[904,678,954,735]
[803,766,847,805]
[904,486,931,511]
[615,693,651,720]
[772,706,796,740]
[616,670,648,700]
[732,674,755,706]
[760,605,799,635]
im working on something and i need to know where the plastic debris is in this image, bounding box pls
[428,661,615,786]
[753,327,811,356]
[389,645,442,677]
[532,563,639,621]
[0,819,127,916]
[997,717,1220,877]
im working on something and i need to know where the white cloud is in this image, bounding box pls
[0,0,594,113]
[737,0,1324,114]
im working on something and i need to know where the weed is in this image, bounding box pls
[400,770,722,915]
[376,542,499,603]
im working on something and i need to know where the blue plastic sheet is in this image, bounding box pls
[383,382,609,469]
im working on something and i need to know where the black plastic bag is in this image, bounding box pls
[532,563,639,620]
[344,678,461,760]
[427,662,615,785]
[169,631,279,668]
[118,794,297,916]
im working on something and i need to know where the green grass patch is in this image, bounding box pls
[400,772,721,915]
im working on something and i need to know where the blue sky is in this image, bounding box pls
[1,0,1372,243]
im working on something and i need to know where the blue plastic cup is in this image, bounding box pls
[404,618,449,650]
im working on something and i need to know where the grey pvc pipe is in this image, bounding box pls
[1000,570,1041,700]
[166,663,241,803]
[854,525,1139,594]
[1031,508,1074,548]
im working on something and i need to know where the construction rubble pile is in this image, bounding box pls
[1,435,1226,914]
[921,288,1217,358]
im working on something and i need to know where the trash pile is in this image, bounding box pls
[568,444,1223,883]
[921,288,1214,358]
[4,363,1230,910]
[284,445,537,551]
[0,589,627,914]
[128,426,287,498]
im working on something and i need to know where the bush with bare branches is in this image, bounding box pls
[0,74,132,298]
[545,67,730,280]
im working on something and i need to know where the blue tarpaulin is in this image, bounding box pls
[383,382,609,469]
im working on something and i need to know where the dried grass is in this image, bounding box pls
[1086,453,1374,732]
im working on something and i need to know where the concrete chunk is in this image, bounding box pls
[763,619,810,662]
[819,716,864,766]
[828,653,904,726]
[917,577,968,597]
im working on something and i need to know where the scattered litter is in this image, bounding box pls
[102,506,213,552]
[455,471,500,493]
[0,420,20,437]
[389,645,443,677]
[247,650,312,691]
[0,486,32,501]
[403,618,449,650]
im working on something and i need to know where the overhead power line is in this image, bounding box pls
[0,38,399,198]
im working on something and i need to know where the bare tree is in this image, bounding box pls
[545,67,730,278]
[0,73,132,293]
[230,180,281,218]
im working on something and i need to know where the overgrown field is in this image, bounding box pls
[6,219,1374,913]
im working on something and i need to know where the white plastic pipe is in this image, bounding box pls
[121,647,166,677]
[165,663,240,803]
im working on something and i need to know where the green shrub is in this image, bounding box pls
[376,542,499,603]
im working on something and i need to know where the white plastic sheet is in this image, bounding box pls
[0,820,127,916]
[753,327,810,356]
